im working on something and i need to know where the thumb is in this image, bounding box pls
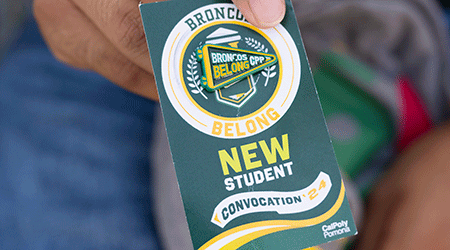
[232,0,286,29]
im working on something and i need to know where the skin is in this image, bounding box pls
[357,123,450,250]
[33,0,285,100]
[33,0,450,249]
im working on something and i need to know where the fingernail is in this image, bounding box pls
[249,0,285,28]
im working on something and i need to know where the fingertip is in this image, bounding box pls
[233,0,285,29]
[249,0,285,28]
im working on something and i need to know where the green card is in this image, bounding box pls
[140,1,357,249]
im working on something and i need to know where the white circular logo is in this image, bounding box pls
[162,3,301,139]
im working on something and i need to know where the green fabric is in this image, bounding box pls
[314,67,393,177]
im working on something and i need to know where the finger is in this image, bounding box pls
[232,0,285,28]
[34,0,158,100]
[64,0,152,73]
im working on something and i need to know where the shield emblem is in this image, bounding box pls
[216,75,255,107]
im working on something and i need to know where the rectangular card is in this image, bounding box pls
[140,1,357,249]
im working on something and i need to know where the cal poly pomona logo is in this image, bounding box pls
[162,3,300,139]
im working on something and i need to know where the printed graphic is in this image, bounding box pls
[212,172,332,228]
[196,43,277,93]
[161,3,301,138]
[140,0,358,249]
[322,220,352,239]
[199,182,347,250]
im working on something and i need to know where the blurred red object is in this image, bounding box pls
[397,76,433,152]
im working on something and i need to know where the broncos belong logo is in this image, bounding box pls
[195,29,278,107]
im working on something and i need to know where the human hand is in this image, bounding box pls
[357,123,450,249]
[33,0,285,100]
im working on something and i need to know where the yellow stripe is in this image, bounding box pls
[276,26,295,108]
[199,181,346,250]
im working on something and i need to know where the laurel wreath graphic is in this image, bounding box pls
[244,37,277,86]
[186,44,208,99]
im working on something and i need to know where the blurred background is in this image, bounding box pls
[1,1,160,249]
[1,0,450,249]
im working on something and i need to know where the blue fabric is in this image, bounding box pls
[0,18,160,249]
[446,9,450,28]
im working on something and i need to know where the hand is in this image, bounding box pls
[357,123,450,249]
[33,0,285,100]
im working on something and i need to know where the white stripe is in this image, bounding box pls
[206,35,242,45]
